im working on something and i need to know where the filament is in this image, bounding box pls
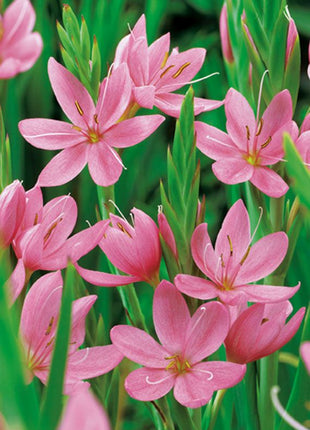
[271,386,308,430]
[146,373,174,385]
[256,70,269,122]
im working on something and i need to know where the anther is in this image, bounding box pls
[72,125,82,132]
[117,222,132,238]
[160,52,169,69]
[160,65,175,79]
[255,118,263,136]
[246,125,251,140]
[261,136,272,148]
[93,114,99,124]
[34,213,39,225]
[45,316,54,335]
[227,235,233,256]
[220,253,225,268]
[44,218,63,243]
[172,62,191,79]
[45,337,54,348]
[240,245,251,265]
[261,318,269,324]
[74,100,84,116]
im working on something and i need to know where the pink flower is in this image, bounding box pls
[0,180,25,248]
[285,17,298,69]
[111,281,246,408]
[300,342,310,374]
[10,188,107,302]
[20,271,123,394]
[175,200,300,305]
[195,89,298,197]
[0,0,42,79]
[58,387,111,430]
[295,113,310,168]
[225,301,305,364]
[18,58,164,187]
[76,208,161,287]
[113,14,223,118]
[158,209,178,260]
[219,4,234,63]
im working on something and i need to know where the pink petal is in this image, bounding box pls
[158,211,178,258]
[113,34,130,66]
[69,295,97,350]
[127,36,149,86]
[66,220,109,262]
[236,232,288,284]
[174,274,219,300]
[125,367,176,402]
[8,258,26,303]
[300,342,310,374]
[59,388,111,430]
[0,57,21,79]
[103,115,164,148]
[184,302,229,363]
[173,362,246,408]
[48,58,95,127]
[132,14,147,38]
[212,158,254,184]
[195,121,237,160]
[87,143,123,187]
[67,345,123,381]
[148,33,170,81]
[37,144,88,187]
[20,271,62,353]
[133,85,156,109]
[4,32,42,72]
[157,48,206,93]
[110,325,168,368]
[259,121,298,164]
[214,199,251,267]
[225,88,256,151]
[237,283,300,303]
[153,281,191,354]
[258,90,293,145]
[155,93,223,118]
[250,167,288,198]
[3,0,35,44]
[19,118,85,150]
[74,263,140,287]
[301,113,310,133]
[190,223,218,279]
[96,63,131,131]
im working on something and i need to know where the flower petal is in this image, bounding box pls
[195,121,237,160]
[8,258,26,303]
[74,263,140,287]
[153,281,191,354]
[250,167,288,198]
[236,232,288,284]
[19,118,84,150]
[48,58,95,127]
[3,0,35,44]
[184,302,229,363]
[174,274,219,300]
[237,283,300,303]
[190,223,217,279]
[212,158,254,184]
[110,325,168,367]
[69,295,97,350]
[125,367,176,402]
[103,115,164,148]
[37,144,88,187]
[87,143,123,187]
[148,33,170,81]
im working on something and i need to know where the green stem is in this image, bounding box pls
[208,389,227,430]
[259,351,279,430]
[170,396,198,430]
[97,185,115,218]
[154,397,175,430]
[245,362,260,430]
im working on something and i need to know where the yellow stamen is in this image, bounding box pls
[240,245,251,265]
[44,218,63,244]
[45,316,54,335]
[117,222,132,238]
[172,62,191,79]
[261,136,272,148]
[74,100,84,116]
[220,253,225,268]
[93,114,99,124]
[160,65,175,79]
[34,213,39,225]
[246,125,250,140]
[160,51,169,69]
[72,125,82,132]
[227,235,233,256]
[45,337,54,348]
[255,118,263,136]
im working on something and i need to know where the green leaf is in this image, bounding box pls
[39,265,75,430]
[284,133,310,210]
[268,13,288,93]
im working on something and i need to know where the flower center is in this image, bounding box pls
[165,354,191,375]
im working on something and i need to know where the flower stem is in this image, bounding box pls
[208,389,227,430]
[259,351,279,430]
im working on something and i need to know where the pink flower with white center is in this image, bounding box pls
[0,0,42,79]
[0,180,25,248]
[9,188,107,302]
[113,14,223,118]
[225,301,305,364]
[195,88,298,197]
[111,281,246,408]
[58,387,111,430]
[295,113,310,169]
[175,200,300,305]
[75,208,161,287]
[18,58,164,187]
[300,342,310,374]
[20,271,123,394]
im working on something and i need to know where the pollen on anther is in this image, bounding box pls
[117,222,132,238]
[255,118,263,136]
[160,52,169,69]
[45,316,54,335]
[160,65,175,79]
[245,125,251,140]
[261,136,272,148]
[227,235,233,256]
[172,62,191,79]
[74,100,84,116]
